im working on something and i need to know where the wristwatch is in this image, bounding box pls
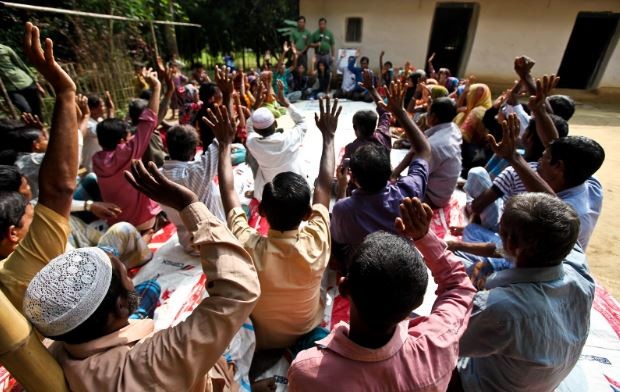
[85,200,94,212]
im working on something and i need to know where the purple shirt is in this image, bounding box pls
[331,158,429,247]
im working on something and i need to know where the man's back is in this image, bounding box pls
[458,245,595,392]
[425,122,462,207]
[557,177,602,250]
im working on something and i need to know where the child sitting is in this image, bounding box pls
[92,70,162,231]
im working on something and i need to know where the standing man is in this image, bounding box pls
[310,18,335,69]
[0,43,45,118]
[290,16,311,72]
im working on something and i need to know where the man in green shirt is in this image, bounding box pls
[0,43,44,118]
[290,16,311,72]
[310,18,335,70]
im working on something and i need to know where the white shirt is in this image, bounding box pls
[160,142,224,253]
[425,122,462,207]
[502,104,530,137]
[246,105,308,201]
[82,117,101,173]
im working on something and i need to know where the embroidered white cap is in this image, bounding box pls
[251,107,275,130]
[23,247,113,337]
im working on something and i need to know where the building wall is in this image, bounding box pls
[300,0,620,89]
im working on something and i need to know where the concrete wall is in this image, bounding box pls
[300,0,620,89]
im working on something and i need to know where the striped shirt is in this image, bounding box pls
[492,162,538,198]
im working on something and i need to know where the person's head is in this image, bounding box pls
[407,70,426,89]
[538,136,605,190]
[547,95,575,121]
[88,94,104,119]
[383,61,393,72]
[191,62,204,75]
[96,118,131,151]
[319,17,327,30]
[24,247,140,344]
[340,231,427,332]
[522,114,569,161]
[500,193,580,268]
[166,125,199,161]
[350,144,391,192]
[437,67,451,84]
[0,118,48,153]
[360,56,369,70]
[297,16,306,30]
[0,165,31,200]
[352,110,378,139]
[128,98,149,126]
[259,172,311,231]
[199,82,223,106]
[251,107,277,137]
[296,63,306,75]
[0,191,32,258]
[426,97,457,127]
[317,60,327,74]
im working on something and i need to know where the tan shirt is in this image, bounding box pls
[0,204,70,311]
[51,202,260,391]
[228,204,331,349]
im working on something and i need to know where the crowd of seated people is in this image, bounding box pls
[0,18,608,392]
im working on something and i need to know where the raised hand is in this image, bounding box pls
[142,67,160,89]
[104,90,115,114]
[23,22,75,93]
[21,112,45,130]
[487,113,520,161]
[395,197,434,241]
[358,69,375,91]
[314,96,342,138]
[76,94,90,118]
[514,56,535,79]
[379,81,406,114]
[427,52,436,63]
[528,74,559,113]
[215,65,234,95]
[124,160,198,211]
[276,79,290,107]
[202,105,235,146]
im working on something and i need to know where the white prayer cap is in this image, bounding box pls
[23,247,113,337]
[251,107,275,130]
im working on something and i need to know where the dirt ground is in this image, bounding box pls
[569,100,620,297]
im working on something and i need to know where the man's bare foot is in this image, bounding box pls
[252,377,276,392]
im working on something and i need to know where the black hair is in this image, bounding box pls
[128,98,149,126]
[319,17,327,23]
[199,82,219,104]
[352,110,378,139]
[6,128,43,153]
[261,172,311,231]
[196,83,221,147]
[0,191,28,240]
[384,61,393,68]
[350,144,391,192]
[96,118,130,151]
[191,62,204,70]
[348,231,428,330]
[51,268,126,344]
[87,94,102,109]
[429,97,457,123]
[501,193,580,267]
[0,165,22,192]
[549,136,605,188]
[297,16,306,22]
[360,56,369,64]
[524,114,569,161]
[548,95,575,121]
[139,89,152,101]
[166,125,199,161]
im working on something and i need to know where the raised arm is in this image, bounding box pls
[143,68,161,114]
[514,56,537,96]
[24,23,78,217]
[426,52,437,79]
[381,81,431,161]
[203,105,241,215]
[215,65,234,118]
[313,96,341,207]
[379,50,385,77]
[76,94,90,138]
[488,113,555,194]
[359,69,382,103]
[528,75,561,147]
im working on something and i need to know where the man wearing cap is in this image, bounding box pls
[246,86,308,201]
[23,160,261,391]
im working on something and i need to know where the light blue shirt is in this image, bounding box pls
[458,245,595,392]
[557,177,603,251]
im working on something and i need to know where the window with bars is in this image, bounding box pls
[346,17,363,42]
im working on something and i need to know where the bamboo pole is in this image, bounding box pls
[0,1,201,27]
[0,76,18,119]
[0,291,67,392]
[150,21,160,61]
